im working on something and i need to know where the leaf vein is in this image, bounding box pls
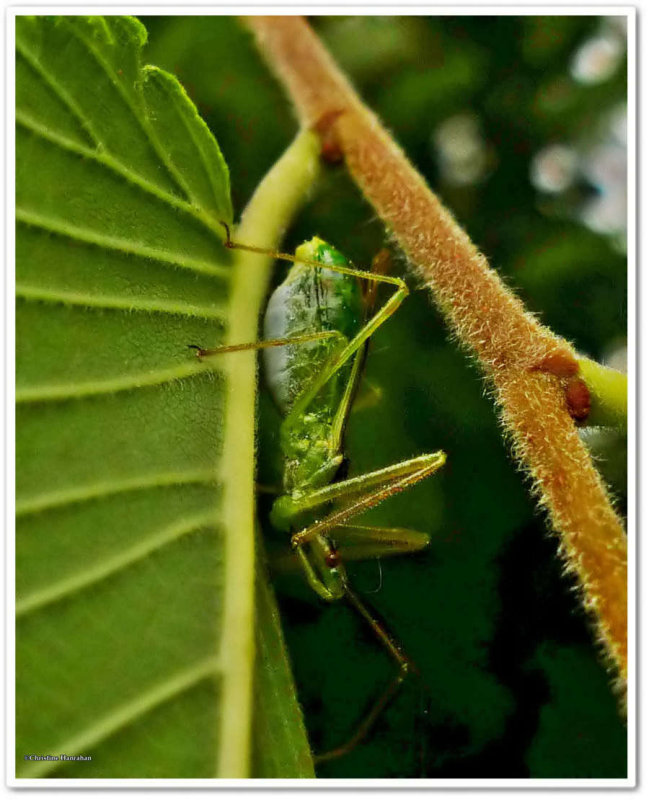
[17,657,222,778]
[16,470,221,517]
[156,68,225,213]
[16,283,227,320]
[15,39,100,148]
[16,362,225,404]
[64,18,195,204]
[17,511,221,617]
[16,209,230,279]
[16,110,223,239]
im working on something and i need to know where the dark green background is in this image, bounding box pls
[143,15,628,778]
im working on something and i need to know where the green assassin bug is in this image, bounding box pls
[192,225,446,760]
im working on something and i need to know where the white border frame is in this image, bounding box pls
[4,4,637,791]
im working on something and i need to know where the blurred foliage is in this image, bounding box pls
[144,15,627,778]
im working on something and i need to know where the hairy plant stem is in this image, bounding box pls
[217,129,320,777]
[245,16,628,691]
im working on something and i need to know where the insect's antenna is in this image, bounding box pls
[361,558,384,595]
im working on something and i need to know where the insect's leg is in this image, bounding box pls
[280,336,366,464]
[314,668,406,763]
[271,455,442,602]
[223,224,405,302]
[327,251,391,450]
[267,524,429,579]
[315,584,416,764]
[363,248,393,314]
[283,467,444,762]
[293,543,341,602]
[329,523,430,561]
[282,454,443,614]
[324,251,394,452]
[328,345,366,456]
[271,452,445,532]
[222,223,407,315]
[289,452,444,550]
[189,329,345,358]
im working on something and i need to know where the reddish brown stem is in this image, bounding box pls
[244,16,627,693]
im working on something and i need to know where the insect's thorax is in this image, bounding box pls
[263,238,363,496]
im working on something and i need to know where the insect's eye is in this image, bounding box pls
[325,550,341,568]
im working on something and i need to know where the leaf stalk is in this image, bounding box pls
[216,128,321,777]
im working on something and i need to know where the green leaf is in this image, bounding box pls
[15,14,316,779]
[253,548,315,778]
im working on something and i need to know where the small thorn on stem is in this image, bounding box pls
[566,376,591,423]
[312,108,346,164]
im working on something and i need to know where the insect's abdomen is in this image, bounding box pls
[263,238,363,418]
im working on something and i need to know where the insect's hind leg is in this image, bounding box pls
[271,452,446,543]
[314,584,415,764]
[281,455,445,761]
[329,523,431,561]
[276,453,443,605]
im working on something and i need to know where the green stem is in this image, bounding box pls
[216,129,321,777]
[578,357,628,431]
